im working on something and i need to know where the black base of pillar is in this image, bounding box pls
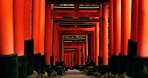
[127,55,134,77]
[101,65,108,75]
[71,66,75,69]
[18,55,27,78]
[112,55,119,75]
[87,66,94,75]
[127,40,137,76]
[98,56,102,72]
[41,55,46,74]
[133,55,148,78]
[25,39,34,75]
[46,65,53,75]
[119,54,128,74]
[57,66,63,75]
[0,53,18,78]
[64,65,68,71]
[128,40,137,56]
[74,65,79,69]
[78,65,83,71]
[50,56,54,66]
[34,53,41,73]
[82,65,85,71]
[108,58,112,72]
[93,66,98,72]
[26,54,34,75]
[52,65,57,71]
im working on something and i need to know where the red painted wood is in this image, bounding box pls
[102,4,108,65]
[121,0,131,55]
[131,0,138,41]
[14,0,25,56]
[58,27,95,32]
[109,0,114,57]
[93,31,96,63]
[64,42,84,65]
[65,42,82,45]
[63,56,66,65]
[64,51,72,66]
[99,4,103,59]
[45,4,53,64]
[77,46,81,65]
[88,35,92,61]
[39,0,45,55]
[72,51,75,66]
[62,36,64,61]
[137,0,148,57]
[82,41,85,65]
[113,0,121,56]
[68,54,71,67]
[53,23,59,65]
[99,17,103,57]
[62,32,90,35]
[51,10,102,17]
[47,2,108,4]
[24,0,32,40]
[95,23,99,65]
[32,0,40,54]
[0,0,14,55]
[85,35,88,61]
[91,33,94,61]
[54,10,97,13]
[65,55,68,66]
[80,10,98,12]
[64,46,79,49]
[66,55,69,66]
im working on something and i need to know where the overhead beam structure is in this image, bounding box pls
[47,0,109,4]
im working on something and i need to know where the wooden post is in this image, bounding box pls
[45,4,53,65]
[39,0,45,55]
[32,0,40,54]
[53,22,59,65]
[131,0,138,41]
[95,23,100,66]
[113,0,121,56]
[109,0,114,57]
[0,1,18,78]
[102,4,108,65]
[13,0,25,56]
[24,0,32,40]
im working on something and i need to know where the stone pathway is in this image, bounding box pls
[54,69,91,78]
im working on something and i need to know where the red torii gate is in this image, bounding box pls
[64,50,75,67]
[64,41,85,65]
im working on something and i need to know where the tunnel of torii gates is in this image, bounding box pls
[0,0,148,78]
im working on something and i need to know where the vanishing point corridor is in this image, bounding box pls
[0,0,148,78]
